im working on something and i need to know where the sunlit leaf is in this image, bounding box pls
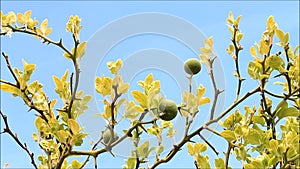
[107,59,123,74]
[76,41,86,59]
[250,46,257,57]
[227,11,234,24]
[194,143,207,154]
[220,130,236,141]
[131,90,148,109]
[68,119,80,134]
[215,158,225,169]
[95,75,112,96]
[118,83,130,94]
[187,143,195,156]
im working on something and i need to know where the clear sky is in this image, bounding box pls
[1,1,299,168]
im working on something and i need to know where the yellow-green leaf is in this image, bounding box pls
[131,90,148,109]
[199,54,209,67]
[220,130,236,141]
[118,83,130,94]
[57,130,69,143]
[68,119,80,134]
[194,143,207,154]
[76,41,86,59]
[95,75,112,96]
[215,158,225,169]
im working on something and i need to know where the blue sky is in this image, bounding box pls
[1,1,299,168]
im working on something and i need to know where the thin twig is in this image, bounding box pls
[224,141,232,169]
[1,52,49,123]
[0,110,38,169]
[3,25,72,56]
[208,56,224,120]
[2,52,19,86]
[231,26,243,101]
[198,133,219,155]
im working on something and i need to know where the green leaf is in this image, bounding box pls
[131,90,148,109]
[277,107,300,119]
[245,159,264,169]
[248,61,262,80]
[196,155,211,169]
[137,141,154,159]
[220,130,236,142]
[275,29,289,44]
[265,55,285,71]
[35,117,47,131]
[52,70,70,100]
[244,129,262,145]
[71,133,88,146]
[22,59,36,83]
[40,140,49,149]
[215,158,225,169]
[156,144,164,156]
[56,130,69,143]
[124,157,136,169]
[68,119,80,134]
[253,116,266,126]
[274,100,288,115]
[268,139,279,156]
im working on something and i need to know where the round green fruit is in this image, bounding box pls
[184,58,201,75]
[159,100,178,121]
[102,129,119,144]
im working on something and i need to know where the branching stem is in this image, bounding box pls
[0,110,38,169]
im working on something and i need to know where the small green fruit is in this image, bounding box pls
[102,129,119,144]
[184,58,201,75]
[159,100,178,121]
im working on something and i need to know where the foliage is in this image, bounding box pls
[1,10,299,169]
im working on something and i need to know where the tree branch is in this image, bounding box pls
[1,52,49,123]
[2,52,19,87]
[231,26,243,102]
[208,56,224,120]
[149,86,260,169]
[0,110,38,169]
[3,25,72,56]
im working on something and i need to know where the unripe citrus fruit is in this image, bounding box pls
[184,58,201,75]
[159,100,178,121]
[102,129,119,144]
